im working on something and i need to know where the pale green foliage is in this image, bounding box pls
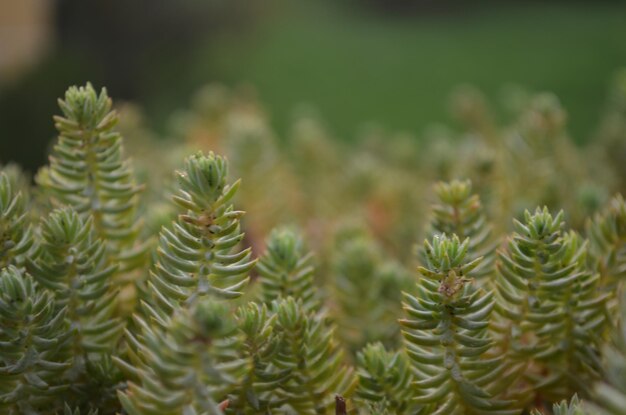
[118,299,241,415]
[4,79,626,414]
[0,266,70,414]
[587,194,626,291]
[256,227,318,312]
[30,83,149,322]
[494,208,607,400]
[355,343,416,414]
[531,395,589,415]
[225,303,285,413]
[494,207,567,345]
[38,83,144,271]
[270,297,357,414]
[588,290,626,415]
[0,171,34,268]
[332,234,410,352]
[400,235,518,414]
[27,208,121,354]
[208,295,358,414]
[0,164,31,197]
[146,151,255,317]
[21,208,124,411]
[429,179,495,279]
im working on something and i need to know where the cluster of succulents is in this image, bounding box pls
[1,75,626,414]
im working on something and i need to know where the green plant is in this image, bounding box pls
[0,266,70,414]
[118,299,241,415]
[145,151,254,318]
[531,395,588,415]
[587,289,626,415]
[586,194,626,292]
[401,235,518,414]
[493,208,607,401]
[331,233,409,353]
[256,227,318,312]
[269,297,356,413]
[0,172,34,268]
[2,80,626,414]
[428,179,495,279]
[354,342,415,414]
[37,84,145,272]
[27,208,121,356]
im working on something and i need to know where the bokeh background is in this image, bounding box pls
[1,0,626,173]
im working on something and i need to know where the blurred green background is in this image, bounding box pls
[1,0,626,173]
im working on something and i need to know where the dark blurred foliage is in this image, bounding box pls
[55,0,263,100]
[1,0,625,174]
[348,0,472,15]
[356,0,624,15]
[0,0,264,174]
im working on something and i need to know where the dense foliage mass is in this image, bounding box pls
[1,74,626,414]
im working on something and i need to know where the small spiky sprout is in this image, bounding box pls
[400,234,518,414]
[429,179,495,279]
[118,299,242,415]
[26,208,121,355]
[493,207,609,402]
[0,266,71,414]
[531,395,589,415]
[226,302,286,413]
[0,172,34,268]
[587,290,626,415]
[40,83,145,271]
[494,208,566,352]
[355,343,416,414]
[257,227,318,312]
[270,297,357,414]
[587,194,626,292]
[146,151,255,318]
